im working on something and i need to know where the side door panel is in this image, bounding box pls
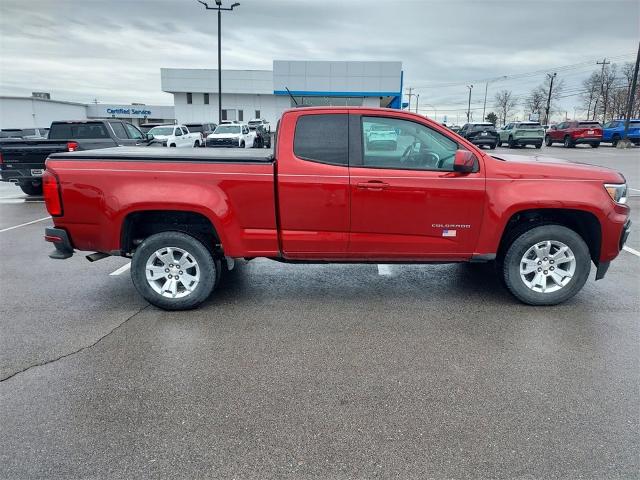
[276,112,350,258]
[348,113,486,260]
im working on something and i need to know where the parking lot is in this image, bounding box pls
[0,146,638,478]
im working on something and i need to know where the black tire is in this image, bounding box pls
[131,232,217,310]
[563,135,574,148]
[239,141,245,149]
[590,142,600,148]
[194,140,200,148]
[545,135,552,146]
[611,135,620,147]
[19,183,43,195]
[535,142,542,149]
[502,225,591,306]
[489,142,496,150]
[497,138,502,147]
[508,136,515,148]
[170,144,176,148]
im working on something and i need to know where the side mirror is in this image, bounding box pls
[453,150,477,173]
[146,133,154,142]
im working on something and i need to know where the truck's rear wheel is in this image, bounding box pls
[502,225,590,305]
[19,183,43,196]
[131,232,217,310]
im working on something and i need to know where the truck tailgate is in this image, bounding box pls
[0,140,69,170]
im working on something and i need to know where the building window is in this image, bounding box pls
[255,110,260,119]
[186,93,193,104]
[238,110,244,121]
[221,109,228,121]
[204,93,209,105]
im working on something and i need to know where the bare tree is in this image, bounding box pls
[494,89,518,125]
[524,86,546,116]
[580,71,601,119]
[598,64,618,122]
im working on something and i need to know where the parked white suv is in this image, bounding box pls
[206,123,254,148]
[147,125,202,147]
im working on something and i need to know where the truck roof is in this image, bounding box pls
[49,146,274,163]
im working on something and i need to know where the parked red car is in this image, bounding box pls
[545,120,603,148]
[43,107,630,310]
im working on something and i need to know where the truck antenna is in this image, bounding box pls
[285,87,298,106]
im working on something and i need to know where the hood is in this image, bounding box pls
[207,133,241,139]
[488,153,625,183]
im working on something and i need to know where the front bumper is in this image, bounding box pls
[45,227,74,259]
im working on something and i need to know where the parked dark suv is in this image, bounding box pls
[458,122,499,149]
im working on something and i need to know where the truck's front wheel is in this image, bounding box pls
[131,232,217,310]
[502,225,590,306]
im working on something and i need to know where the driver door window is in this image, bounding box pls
[361,116,457,171]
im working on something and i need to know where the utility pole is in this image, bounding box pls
[621,42,640,146]
[596,57,611,122]
[405,87,414,111]
[197,0,240,125]
[415,94,420,113]
[544,72,556,126]
[466,85,473,122]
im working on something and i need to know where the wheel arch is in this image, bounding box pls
[497,208,601,265]
[120,209,223,257]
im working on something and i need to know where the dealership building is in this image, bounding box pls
[1,60,403,130]
[161,60,404,125]
[0,94,175,130]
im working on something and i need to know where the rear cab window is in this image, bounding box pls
[293,114,348,166]
[49,123,110,139]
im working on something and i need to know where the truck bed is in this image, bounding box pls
[49,146,275,163]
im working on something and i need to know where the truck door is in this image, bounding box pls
[276,111,350,259]
[108,121,137,146]
[348,113,485,259]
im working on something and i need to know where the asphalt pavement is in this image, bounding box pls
[1,146,639,479]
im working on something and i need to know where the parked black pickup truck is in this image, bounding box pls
[0,119,152,195]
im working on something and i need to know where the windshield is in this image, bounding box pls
[185,125,203,132]
[248,120,261,125]
[214,125,241,134]
[148,126,174,135]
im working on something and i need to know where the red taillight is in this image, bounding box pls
[0,151,3,165]
[67,141,79,152]
[43,170,62,216]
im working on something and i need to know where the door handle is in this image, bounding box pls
[356,181,390,190]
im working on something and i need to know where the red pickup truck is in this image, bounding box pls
[43,107,631,310]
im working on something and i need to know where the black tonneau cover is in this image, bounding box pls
[50,146,274,163]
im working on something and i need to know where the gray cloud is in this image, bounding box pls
[0,0,638,120]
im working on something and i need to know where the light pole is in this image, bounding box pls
[197,0,240,125]
[482,75,507,121]
[466,85,473,122]
[423,103,437,121]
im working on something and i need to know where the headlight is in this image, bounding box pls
[604,183,627,204]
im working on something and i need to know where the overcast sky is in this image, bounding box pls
[0,0,638,122]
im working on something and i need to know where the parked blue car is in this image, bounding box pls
[602,119,640,146]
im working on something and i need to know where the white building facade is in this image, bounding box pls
[162,60,403,125]
[0,96,175,130]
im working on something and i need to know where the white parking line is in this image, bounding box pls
[377,264,393,276]
[0,216,51,233]
[623,246,640,258]
[109,262,131,276]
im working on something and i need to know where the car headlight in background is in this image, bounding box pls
[604,183,627,204]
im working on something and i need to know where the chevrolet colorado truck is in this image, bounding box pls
[0,120,152,195]
[43,107,631,310]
